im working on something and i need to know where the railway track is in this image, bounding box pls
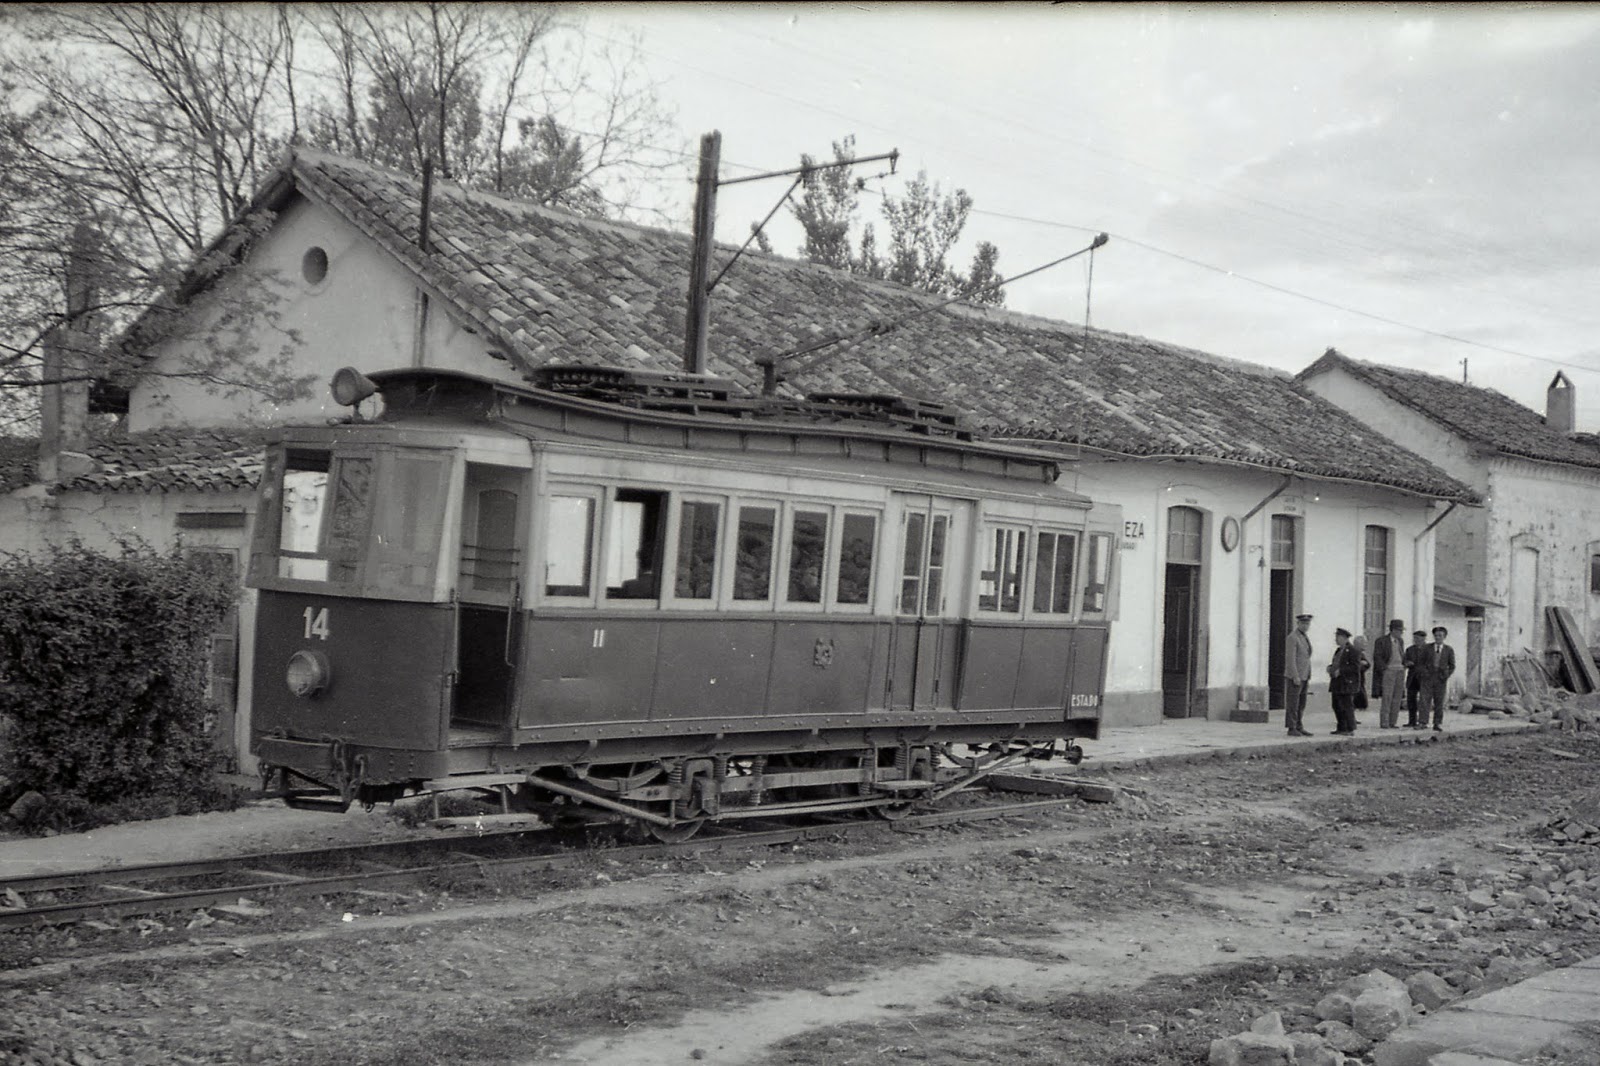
[0,796,1085,932]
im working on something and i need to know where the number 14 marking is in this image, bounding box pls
[303,607,331,641]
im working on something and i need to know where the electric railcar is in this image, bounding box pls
[247,365,1120,837]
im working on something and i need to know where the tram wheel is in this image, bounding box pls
[647,818,705,843]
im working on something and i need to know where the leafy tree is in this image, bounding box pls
[789,135,1006,307]
[0,2,680,435]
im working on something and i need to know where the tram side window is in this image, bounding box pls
[675,500,721,600]
[368,453,447,591]
[978,526,1027,613]
[734,505,777,601]
[1033,531,1078,614]
[1081,531,1114,615]
[836,513,877,605]
[786,509,829,604]
[543,495,595,597]
[605,489,666,600]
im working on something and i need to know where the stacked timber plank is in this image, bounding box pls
[1546,606,1600,694]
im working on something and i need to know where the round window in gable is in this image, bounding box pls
[301,246,329,285]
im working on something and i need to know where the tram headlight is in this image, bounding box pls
[286,650,331,698]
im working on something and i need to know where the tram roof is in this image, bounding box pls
[138,147,1479,504]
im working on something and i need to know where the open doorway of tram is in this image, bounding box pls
[453,463,529,735]
[1162,505,1208,718]
[1267,514,1300,711]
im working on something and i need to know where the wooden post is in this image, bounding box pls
[683,131,721,375]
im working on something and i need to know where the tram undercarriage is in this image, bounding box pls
[263,737,1085,840]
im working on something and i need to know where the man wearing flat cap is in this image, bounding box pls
[1326,627,1362,735]
[1371,619,1409,728]
[1418,625,1456,731]
[1283,613,1314,736]
[1403,629,1431,728]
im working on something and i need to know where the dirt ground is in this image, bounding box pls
[5,730,1600,1066]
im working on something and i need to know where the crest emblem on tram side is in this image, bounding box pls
[813,638,835,668]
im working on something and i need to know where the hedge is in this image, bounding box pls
[0,539,238,812]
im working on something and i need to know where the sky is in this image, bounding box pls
[583,2,1600,431]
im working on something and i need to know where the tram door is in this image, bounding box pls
[453,464,529,732]
[888,496,967,712]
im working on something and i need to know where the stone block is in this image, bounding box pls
[1340,968,1407,997]
[1315,1020,1371,1054]
[1462,985,1600,1023]
[1207,1031,1296,1066]
[1249,1011,1284,1036]
[1405,970,1456,1011]
[1351,986,1412,1040]
[1287,1032,1344,1066]
[1314,991,1354,1024]
[1372,1011,1575,1066]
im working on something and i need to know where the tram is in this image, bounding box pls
[247,365,1119,837]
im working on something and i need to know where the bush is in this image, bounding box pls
[0,538,238,821]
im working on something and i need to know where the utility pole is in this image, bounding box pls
[682,131,900,377]
[683,131,721,375]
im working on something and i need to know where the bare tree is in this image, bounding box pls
[297,5,680,217]
[0,4,311,433]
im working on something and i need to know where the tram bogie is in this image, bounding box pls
[247,366,1118,830]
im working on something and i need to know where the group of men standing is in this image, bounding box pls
[1282,614,1456,737]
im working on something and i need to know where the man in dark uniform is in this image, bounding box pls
[1402,629,1430,728]
[1327,627,1362,735]
[1284,613,1314,736]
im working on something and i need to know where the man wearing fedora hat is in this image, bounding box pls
[1403,629,1431,728]
[1419,625,1457,731]
[1283,613,1314,737]
[1371,619,1409,728]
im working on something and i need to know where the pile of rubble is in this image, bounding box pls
[1541,789,1600,846]
[1208,968,1459,1065]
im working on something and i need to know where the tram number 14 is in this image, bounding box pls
[302,607,331,641]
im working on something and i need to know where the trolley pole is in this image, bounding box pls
[683,130,722,375]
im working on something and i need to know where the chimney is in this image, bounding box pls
[1547,371,1575,436]
[39,222,99,484]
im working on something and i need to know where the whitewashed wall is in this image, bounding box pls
[129,197,519,431]
[1068,458,1441,728]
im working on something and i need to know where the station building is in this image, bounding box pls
[1299,349,1600,700]
[2,148,1478,768]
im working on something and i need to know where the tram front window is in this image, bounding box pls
[252,445,448,595]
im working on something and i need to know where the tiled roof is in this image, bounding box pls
[3,428,269,496]
[152,147,1475,502]
[1301,349,1600,471]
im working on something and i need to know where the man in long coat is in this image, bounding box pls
[1327,627,1362,735]
[1402,629,1432,729]
[1371,619,1409,728]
